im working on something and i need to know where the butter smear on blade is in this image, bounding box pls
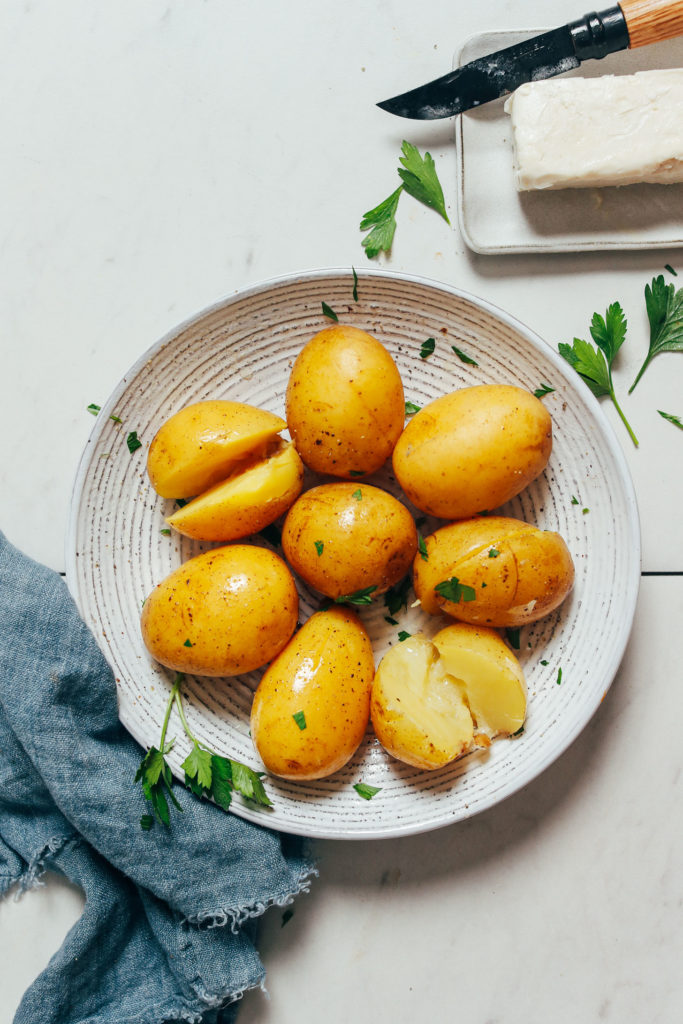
[504,69,683,191]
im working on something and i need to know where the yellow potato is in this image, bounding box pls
[432,623,526,738]
[147,400,286,499]
[285,324,404,478]
[392,384,552,519]
[250,608,375,780]
[140,545,298,676]
[371,634,474,770]
[165,442,304,541]
[413,516,574,627]
[282,482,417,599]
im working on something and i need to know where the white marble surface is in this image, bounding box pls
[0,1,681,1021]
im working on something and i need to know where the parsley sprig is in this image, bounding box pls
[629,276,683,393]
[559,302,638,447]
[360,142,449,258]
[135,674,271,830]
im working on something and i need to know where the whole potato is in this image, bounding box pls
[392,384,552,519]
[141,545,298,676]
[371,634,474,770]
[413,516,574,627]
[282,482,417,599]
[147,400,286,499]
[165,442,304,541]
[250,608,375,780]
[285,324,404,478]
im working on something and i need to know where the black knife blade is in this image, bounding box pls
[377,6,631,119]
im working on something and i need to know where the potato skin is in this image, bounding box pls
[285,325,404,478]
[282,483,417,599]
[392,385,552,519]
[140,545,298,676]
[414,516,574,627]
[165,442,304,541]
[147,400,286,499]
[250,608,375,780]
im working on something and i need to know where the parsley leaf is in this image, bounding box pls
[488,548,499,558]
[385,616,399,625]
[571,496,579,505]
[292,711,307,730]
[322,301,338,322]
[533,384,555,399]
[352,267,359,302]
[183,638,193,647]
[335,585,377,606]
[420,337,435,359]
[182,743,213,791]
[87,403,101,415]
[397,630,411,642]
[352,488,362,500]
[451,344,478,366]
[160,528,171,536]
[505,627,521,650]
[559,302,638,446]
[405,401,421,415]
[540,659,549,666]
[629,276,683,392]
[259,523,281,547]
[126,430,142,454]
[664,264,677,276]
[434,577,476,604]
[658,409,683,430]
[385,575,411,617]
[314,540,324,556]
[417,534,428,561]
[556,667,563,685]
[349,470,365,477]
[353,782,381,800]
[397,141,449,224]
[360,185,403,259]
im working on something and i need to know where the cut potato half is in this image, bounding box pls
[433,623,526,738]
[147,400,286,499]
[371,627,527,770]
[371,635,474,770]
[166,442,304,541]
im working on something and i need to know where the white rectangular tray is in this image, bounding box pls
[455,30,683,254]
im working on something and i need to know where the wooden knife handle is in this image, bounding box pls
[619,0,683,48]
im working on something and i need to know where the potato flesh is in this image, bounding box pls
[371,628,527,769]
[250,608,375,780]
[371,636,474,770]
[165,442,303,541]
[147,400,286,499]
[433,624,526,738]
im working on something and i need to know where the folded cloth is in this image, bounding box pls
[0,532,316,1024]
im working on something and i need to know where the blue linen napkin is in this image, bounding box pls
[0,531,316,1024]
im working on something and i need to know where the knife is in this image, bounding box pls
[377,0,683,119]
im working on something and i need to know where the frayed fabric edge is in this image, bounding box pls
[8,834,78,899]
[99,975,268,1024]
[184,858,319,934]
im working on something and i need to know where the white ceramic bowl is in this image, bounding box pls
[66,269,640,839]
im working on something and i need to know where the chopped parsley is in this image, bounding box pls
[417,534,428,561]
[533,384,555,399]
[183,639,193,648]
[505,628,521,650]
[353,782,381,800]
[397,631,411,642]
[292,711,307,731]
[352,267,359,301]
[434,577,476,604]
[126,431,142,454]
[314,540,324,556]
[322,301,338,322]
[385,616,399,625]
[160,528,171,536]
[451,344,478,366]
[658,409,683,430]
[385,575,411,617]
[87,403,101,415]
[352,488,362,500]
[556,667,563,685]
[420,337,436,359]
[335,585,377,606]
[405,401,421,415]
[488,548,500,558]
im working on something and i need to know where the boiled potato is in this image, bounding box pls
[140,545,298,676]
[282,482,417,599]
[433,623,526,738]
[285,324,404,478]
[371,634,474,770]
[165,441,304,541]
[250,608,375,780]
[147,400,286,499]
[392,384,552,519]
[413,516,574,627]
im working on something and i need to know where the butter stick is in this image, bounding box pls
[504,69,683,191]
